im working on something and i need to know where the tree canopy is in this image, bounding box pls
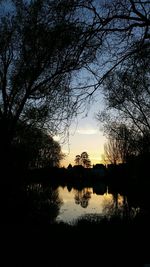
[0,0,150,170]
[93,1,150,163]
[75,152,91,168]
[89,0,150,86]
[0,0,100,169]
[0,0,99,141]
[1,0,149,138]
[12,123,64,169]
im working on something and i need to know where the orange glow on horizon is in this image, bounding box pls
[60,152,105,168]
[58,102,107,168]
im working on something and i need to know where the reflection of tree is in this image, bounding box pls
[102,193,127,219]
[102,192,139,220]
[26,184,63,223]
[74,188,92,208]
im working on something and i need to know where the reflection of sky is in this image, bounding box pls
[60,96,107,167]
[56,186,114,224]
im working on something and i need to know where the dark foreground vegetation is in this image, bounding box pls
[0,0,149,263]
[1,166,150,265]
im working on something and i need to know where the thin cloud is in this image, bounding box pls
[77,128,98,135]
[53,135,60,141]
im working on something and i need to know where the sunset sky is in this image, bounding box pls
[59,97,107,167]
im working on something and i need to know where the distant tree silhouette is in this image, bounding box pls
[75,152,91,168]
[75,155,81,166]
[67,164,73,170]
[80,152,91,168]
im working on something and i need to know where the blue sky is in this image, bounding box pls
[59,96,107,167]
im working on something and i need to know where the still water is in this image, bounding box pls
[56,186,134,224]
[26,183,140,224]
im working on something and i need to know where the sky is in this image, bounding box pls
[58,97,107,167]
[0,0,107,168]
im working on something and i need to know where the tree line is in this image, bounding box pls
[0,0,149,174]
[0,0,98,170]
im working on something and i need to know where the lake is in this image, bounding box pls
[56,186,124,224]
[57,185,141,224]
[26,182,140,224]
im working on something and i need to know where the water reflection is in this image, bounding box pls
[25,183,141,225]
[57,186,140,224]
[74,188,92,208]
[26,183,63,224]
[102,193,140,220]
[102,193,126,218]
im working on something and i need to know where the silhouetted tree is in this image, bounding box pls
[102,124,137,164]
[98,47,150,134]
[12,123,64,169]
[75,155,81,166]
[103,139,120,165]
[67,164,72,170]
[81,152,91,168]
[33,132,64,169]
[78,0,150,95]
[1,0,150,171]
[75,152,91,168]
[0,0,99,169]
[98,45,150,164]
